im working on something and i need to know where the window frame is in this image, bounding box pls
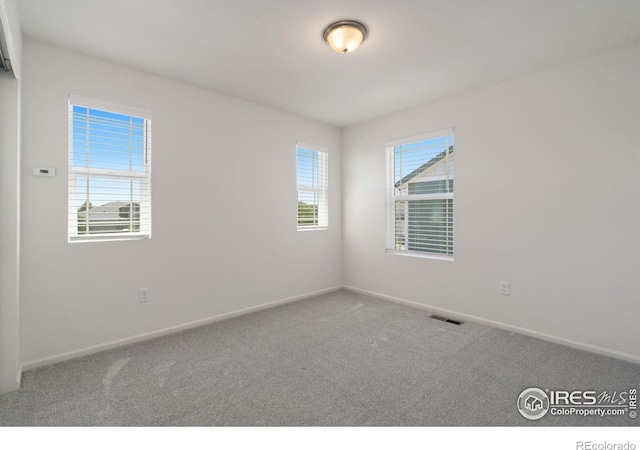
[385,128,454,260]
[296,142,328,230]
[68,95,152,243]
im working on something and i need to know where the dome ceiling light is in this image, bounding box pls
[322,20,369,54]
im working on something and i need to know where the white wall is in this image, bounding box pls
[0,74,21,392]
[20,40,342,365]
[0,0,22,393]
[343,44,640,362]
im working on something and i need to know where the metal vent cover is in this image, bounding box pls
[429,314,464,326]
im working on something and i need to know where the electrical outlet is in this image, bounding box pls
[139,288,149,303]
[499,282,510,296]
[332,260,337,269]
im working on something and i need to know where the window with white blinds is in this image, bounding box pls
[296,144,328,229]
[68,95,152,242]
[386,129,454,258]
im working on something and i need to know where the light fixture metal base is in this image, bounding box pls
[322,20,369,43]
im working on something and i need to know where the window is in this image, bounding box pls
[386,129,454,258]
[68,95,152,241]
[296,143,328,229]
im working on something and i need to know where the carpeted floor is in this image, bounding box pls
[1,289,638,426]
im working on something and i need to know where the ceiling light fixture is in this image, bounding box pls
[322,20,368,54]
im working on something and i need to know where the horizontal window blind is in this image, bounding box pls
[386,130,454,257]
[68,97,152,241]
[296,144,328,229]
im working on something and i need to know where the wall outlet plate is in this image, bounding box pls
[139,288,149,303]
[499,282,510,296]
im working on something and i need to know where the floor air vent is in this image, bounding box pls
[429,314,464,326]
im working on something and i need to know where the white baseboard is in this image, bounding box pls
[21,284,639,373]
[343,285,640,366]
[21,286,342,372]
[0,369,21,394]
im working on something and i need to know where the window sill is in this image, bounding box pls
[69,234,151,243]
[386,249,453,261]
[297,226,328,232]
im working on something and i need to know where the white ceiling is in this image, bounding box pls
[18,0,640,128]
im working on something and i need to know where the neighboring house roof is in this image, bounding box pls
[394,146,453,188]
[78,201,139,220]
